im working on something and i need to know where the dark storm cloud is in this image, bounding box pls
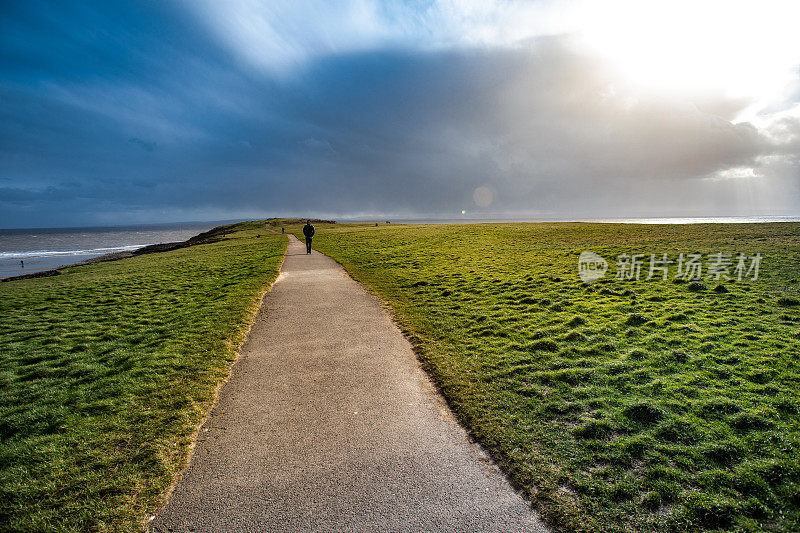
[0,1,797,227]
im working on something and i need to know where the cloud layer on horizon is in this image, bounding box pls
[1,0,798,227]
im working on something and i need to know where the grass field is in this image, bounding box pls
[281,220,800,532]
[0,222,285,531]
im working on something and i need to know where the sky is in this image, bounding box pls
[1,0,799,228]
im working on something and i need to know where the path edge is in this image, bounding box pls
[305,242,551,530]
[143,233,289,530]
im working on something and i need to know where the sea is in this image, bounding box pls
[0,222,221,278]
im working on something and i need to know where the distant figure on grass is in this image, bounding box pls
[302,220,315,254]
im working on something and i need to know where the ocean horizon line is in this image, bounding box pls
[342,215,800,225]
[4,215,800,232]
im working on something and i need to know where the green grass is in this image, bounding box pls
[0,221,286,531]
[280,220,800,532]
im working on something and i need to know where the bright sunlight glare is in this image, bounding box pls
[571,0,800,110]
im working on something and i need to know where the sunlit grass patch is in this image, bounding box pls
[0,222,285,531]
[280,219,800,533]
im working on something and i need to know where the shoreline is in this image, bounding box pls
[0,224,234,282]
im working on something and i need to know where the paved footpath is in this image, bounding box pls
[151,235,548,532]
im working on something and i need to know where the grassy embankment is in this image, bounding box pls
[0,222,286,531]
[279,220,800,533]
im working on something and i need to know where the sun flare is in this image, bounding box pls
[573,0,800,109]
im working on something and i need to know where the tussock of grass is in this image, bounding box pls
[280,219,800,532]
[688,281,708,291]
[0,222,285,531]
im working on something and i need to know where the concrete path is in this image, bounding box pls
[151,235,547,532]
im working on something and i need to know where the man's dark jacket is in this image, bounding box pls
[303,224,315,238]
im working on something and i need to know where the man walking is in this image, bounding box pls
[302,220,315,254]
